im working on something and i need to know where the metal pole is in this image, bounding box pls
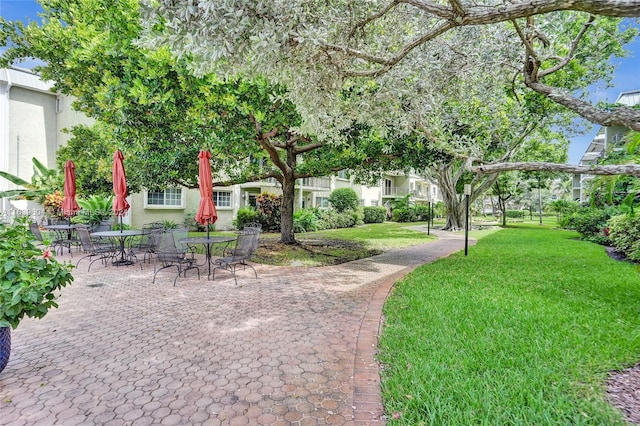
[538,186,543,225]
[465,194,469,256]
[464,184,471,256]
[427,201,431,235]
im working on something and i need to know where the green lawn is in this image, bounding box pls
[379,224,640,425]
[224,222,438,266]
[307,221,436,250]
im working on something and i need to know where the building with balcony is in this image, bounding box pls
[0,66,93,221]
[2,67,442,229]
[572,90,640,203]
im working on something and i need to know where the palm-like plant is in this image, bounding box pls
[588,131,640,211]
[0,158,61,204]
[73,195,114,226]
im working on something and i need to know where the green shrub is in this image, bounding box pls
[233,207,259,230]
[363,206,386,223]
[293,209,319,233]
[607,214,640,260]
[1,217,74,329]
[413,205,429,221]
[256,193,281,232]
[316,209,356,229]
[566,208,611,244]
[505,210,525,218]
[183,210,207,232]
[162,219,178,229]
[392,207,417,222]
[352,207,364,226]
[334,211,356,228]
[548,199,581,226]
[328,188,359,213]
[73,194,113,226]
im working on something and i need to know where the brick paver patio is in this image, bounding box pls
[0,228,467,425]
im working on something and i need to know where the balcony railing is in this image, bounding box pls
[240,177,279,187]
[383,186,408,197]
[299,177,331,189]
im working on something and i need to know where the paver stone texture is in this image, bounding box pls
[0,228,466,425]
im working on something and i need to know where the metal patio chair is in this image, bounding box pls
[131,225,164,265]
[153,232,200,286]
[212,229,260,285]
[75,226,117,271]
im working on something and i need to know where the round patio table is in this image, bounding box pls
[43,224,77,254]
[92,230,144,266]
[179,236,235,279]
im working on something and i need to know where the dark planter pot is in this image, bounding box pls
[95,219,112,232]
[0,326,10,373]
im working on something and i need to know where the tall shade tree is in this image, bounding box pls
[140,0,640,177]
[56,124,119,197]
[0,0,377,244]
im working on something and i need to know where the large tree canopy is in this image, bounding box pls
[0,0,383,243]
[140,0,640,156]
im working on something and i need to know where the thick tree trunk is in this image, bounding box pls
[498,196,508,226]
[437,164,465,231]
[280,173,296,244]
[279,144,298,245]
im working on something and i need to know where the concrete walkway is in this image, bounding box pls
[0,228,469,425]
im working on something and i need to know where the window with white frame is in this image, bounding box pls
[337,170,348,180]
[213,191,232,208]
[370,200,379,206]
[145,188,184,208]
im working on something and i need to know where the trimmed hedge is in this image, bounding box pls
[392,205,431,222]
[607,214,640,261]
[328,188,359,213]
[566,208,612,245]
[363,207,386,223]
[505,210,525,218]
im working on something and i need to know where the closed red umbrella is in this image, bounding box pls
[112,149,130,232]
[61,160,80,220]
[195,150,218,238]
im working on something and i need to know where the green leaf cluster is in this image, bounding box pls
[0,217,74,329]
[328,188,359,213]
[0,158,61,204]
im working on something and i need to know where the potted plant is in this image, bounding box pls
[73,195,114,231]
[0,216,74,373]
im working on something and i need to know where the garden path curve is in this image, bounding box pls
[0,227,468,426]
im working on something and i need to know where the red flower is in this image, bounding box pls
[43,250,53,260]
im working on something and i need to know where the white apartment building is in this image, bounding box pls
[572,90,640,203]
[0,66,93,222]
[1,67,441,229]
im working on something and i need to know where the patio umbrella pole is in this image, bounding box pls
[195,150,218,279]
[120,215,123,232]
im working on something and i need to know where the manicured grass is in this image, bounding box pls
[379,224,640,425]
[246,222,437,266]
[308,221,436,250]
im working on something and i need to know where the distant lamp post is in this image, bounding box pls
[464,184,471,256]
[538,185,543,225]
[427,191,431,236]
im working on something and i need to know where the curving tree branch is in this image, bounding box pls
[471,161,640,176]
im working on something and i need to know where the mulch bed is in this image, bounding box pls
[604,246,640,424]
